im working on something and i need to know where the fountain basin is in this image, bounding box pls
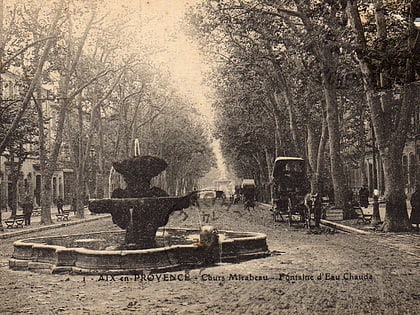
[9,228,269,274]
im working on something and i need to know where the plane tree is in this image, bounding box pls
[346,0,420,231]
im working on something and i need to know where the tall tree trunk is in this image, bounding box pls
[9,161,19,217]
[306,110,328,194]
[97,107,105,199]
[381,145,410,231]
[74,101,85,218]
[275,90,300,156]
[307,125,318,192]
[34,96,52,224]
[273,114,281,157]
[264,147,273,183]
[40,171,53,225]
[358,108,368,186]
[316,111,328,193]
[321,50,346,208]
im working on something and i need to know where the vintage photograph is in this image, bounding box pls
[0,0,419,314]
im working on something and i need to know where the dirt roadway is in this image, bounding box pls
[0,203,419,315]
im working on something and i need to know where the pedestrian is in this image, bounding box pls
[190,187,200,208]
[359,185,369,208]
[410,186,420,231]
[71,197,77,214]
[23,194,33,226]
[56,197,64,214]
[0,206,3,231]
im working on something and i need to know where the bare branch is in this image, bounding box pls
[0,36,55,72]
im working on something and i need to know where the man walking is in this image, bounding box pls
[56,197,64,214]
[359,185,370,208]
[23,194,33,226]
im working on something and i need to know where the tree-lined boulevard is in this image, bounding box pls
[0,1,419,230]
[0,203,419,314]
[0,1,419,314]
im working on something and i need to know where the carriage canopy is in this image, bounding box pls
[241,179,256,201]
[272,157,308,194]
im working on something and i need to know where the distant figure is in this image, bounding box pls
[190,187,200,208]
[233,193,240,204]
[56,197,64,214]
[71,197,77,214]
[22,194,33,226]
[410,186,420,231]
[359,185,369,208]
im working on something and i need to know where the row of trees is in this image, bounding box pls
[188,0,419,231]
[0,0,215,224]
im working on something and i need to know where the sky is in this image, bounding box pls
[116,0,228,181]
[119,0,216,122]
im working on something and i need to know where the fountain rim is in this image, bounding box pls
[89,196,188,201]
[12,227,268,255]
[89,195,188,201]
[10,227,270,274]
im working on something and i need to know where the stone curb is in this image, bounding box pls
[320,219,370,235]
[0,214,111,239]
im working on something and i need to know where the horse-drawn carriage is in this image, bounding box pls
[242,179,256,210]
[271,157,312,227]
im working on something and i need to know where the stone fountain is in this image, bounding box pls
[88,155,191,249]
[9,156,269,274]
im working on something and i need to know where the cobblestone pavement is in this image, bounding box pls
[0,202,418,315]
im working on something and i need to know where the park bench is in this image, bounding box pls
[56,210,70,222]
[354,206,372,224]
[4,214,25,229]
[32,208,41,216]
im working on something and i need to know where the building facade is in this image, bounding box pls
[345,113,419,198]
[0,71,75,210]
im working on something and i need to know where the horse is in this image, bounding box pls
[304,193,322,228]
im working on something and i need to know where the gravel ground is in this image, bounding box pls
[0,202,419,315]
